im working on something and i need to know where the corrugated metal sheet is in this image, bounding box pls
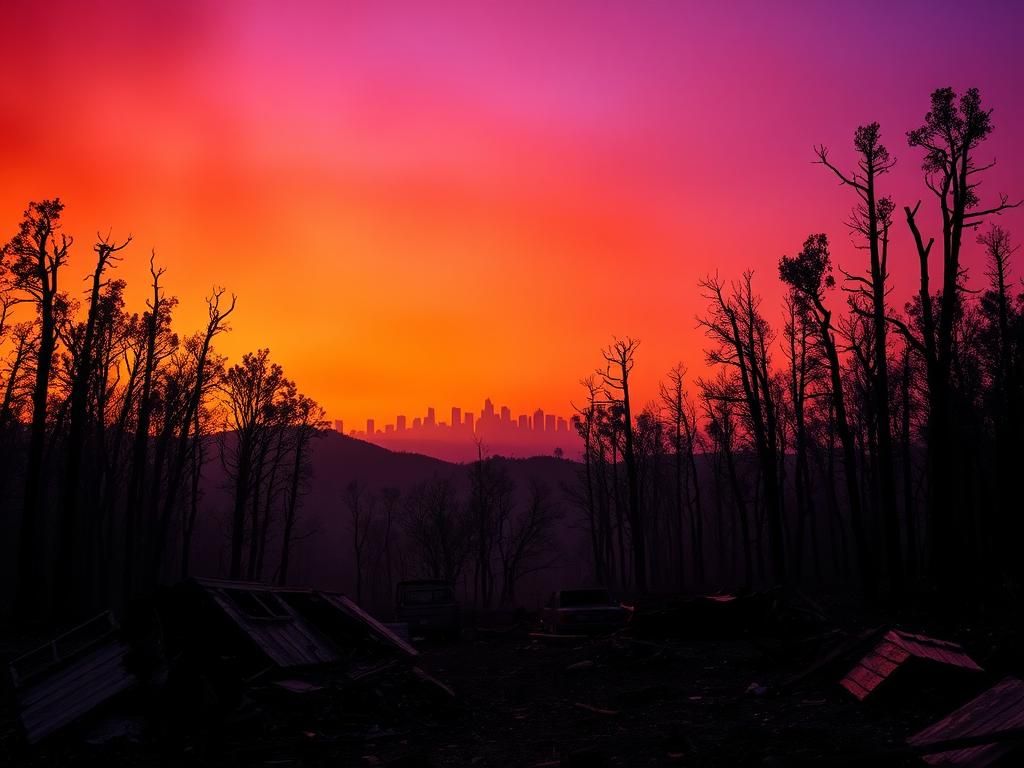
[840,629,982,701]
[10,613,137,744]
[893,631,983,671]
[320,593,419,658]
[908,677,1024,767]
[195,578,341,668]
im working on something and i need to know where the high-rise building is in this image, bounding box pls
[557,416,568,432]
[366,418,375,435]
[483,398,495,419]
[518,414,529,430]
[451,406,461,431]
[334,419,344,434]
[534,408,545,432]
[465,412,474,432]
[501,405,511,423]
[413,417,422,429]
[545,414,556,433]
[385,424,394,434]
[396,414,407,432]
[426,407,436,426]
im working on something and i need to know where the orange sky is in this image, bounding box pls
[3,1,1023,426]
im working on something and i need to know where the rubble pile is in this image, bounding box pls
[1,578,455,766]
[4,586,1024,766]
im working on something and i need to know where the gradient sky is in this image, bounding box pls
[3,1,1023,426]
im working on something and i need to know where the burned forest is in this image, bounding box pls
[3,5,1024,764]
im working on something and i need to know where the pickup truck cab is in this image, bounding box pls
[395,580,461,640]
[541,587,628,635]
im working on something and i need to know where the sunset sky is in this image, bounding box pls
[3,1,1023,427]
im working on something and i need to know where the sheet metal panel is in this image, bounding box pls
[15,640,137,744]
[908,677,1024,767]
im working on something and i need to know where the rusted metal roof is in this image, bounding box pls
[840,629,982,701]
[908,677,1024,767]
[9,612,138,744]
[192,578,417,670]
[194,578,341,668]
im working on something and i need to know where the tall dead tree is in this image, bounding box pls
[57,233,129,615]
[977,225,1021,569]
[780,292,820,579]
[157,288,235,581]
[345,480,376,603]
[699,274,786,584]
[220,349,289,578]
[600,337,646,592]
[660,364,704,586]
[278,393,326,585]
[124,254,178,599]
[4,200,70,617]
[574,375,607,584]
[898,88,1020,588]
[780,234,875,597]
[816,123,902,593]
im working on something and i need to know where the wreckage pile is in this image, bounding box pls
[478,591,1023,766]
[1,578,455,766]
[4,586,1024,766]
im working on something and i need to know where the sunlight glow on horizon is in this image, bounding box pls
[3,0,1023,426]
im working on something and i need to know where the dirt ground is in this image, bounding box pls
[7,601,1010,767]
[409,629,927,767]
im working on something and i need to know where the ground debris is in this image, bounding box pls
[572,702,619,716]
[4,589,1016,767]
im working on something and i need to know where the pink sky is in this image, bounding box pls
[2,1,1022,424]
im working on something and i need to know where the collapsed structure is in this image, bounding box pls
[4,578,448,763]
[840,629,983,702]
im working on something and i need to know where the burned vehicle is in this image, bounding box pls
[541,587,629,635]
[395,580,461,640]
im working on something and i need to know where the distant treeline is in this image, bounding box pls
[572,88,1023,605]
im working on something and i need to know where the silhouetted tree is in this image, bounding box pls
[278,393,326,584]
[816,123,903,593]
[600,337,646,592]
[220,349,290,578]
[4,199,71,616]
[345,480,376,603]
[124,254,178,599]
[898,87,1020,589]
[402,477,472,584]
[497,480,562,605]
[780,234,875,597]
[699,273,786,584]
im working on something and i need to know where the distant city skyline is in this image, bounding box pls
[335,397,579,441]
